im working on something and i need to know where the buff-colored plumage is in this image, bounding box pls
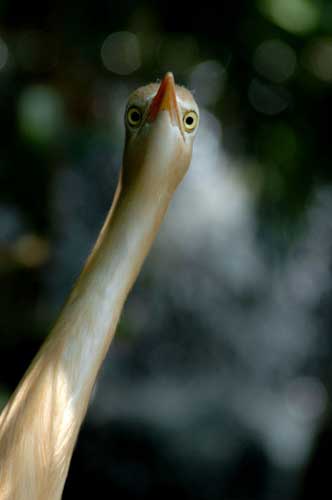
[0,73,199,499]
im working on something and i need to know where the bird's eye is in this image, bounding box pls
[183,110,198,132]
[126,106,143,128]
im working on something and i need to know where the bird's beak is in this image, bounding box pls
[147,72,183,133]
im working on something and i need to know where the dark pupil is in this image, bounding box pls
[185,116,194,126]
[131,111,140,122]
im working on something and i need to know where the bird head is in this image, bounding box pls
[122,72,199,193]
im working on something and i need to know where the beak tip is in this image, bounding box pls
[164,71,174,81]
[147,71,181,129]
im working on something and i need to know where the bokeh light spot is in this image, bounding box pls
[189,60,226,106]
[18,85,64,145]
[248,79,290,115]
[258,0,320,35]
[0,36,8,70]
[13,234,50,268]
[304,37,332,82]
[254,39,297,83]
[101,31,141,75]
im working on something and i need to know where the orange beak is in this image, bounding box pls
[147,72,182,131]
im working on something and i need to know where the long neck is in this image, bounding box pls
[58,170,172,402]
[0,170,173,500]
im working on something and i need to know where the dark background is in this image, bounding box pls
[1,0,332,498]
